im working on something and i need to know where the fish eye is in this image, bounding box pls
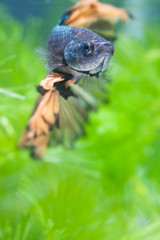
[82,42,94,56]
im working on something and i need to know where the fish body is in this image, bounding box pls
[20,25,114,158]
[19,0,131,158]
[46,26,114,77]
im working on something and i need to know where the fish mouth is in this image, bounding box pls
[96,41,114,56]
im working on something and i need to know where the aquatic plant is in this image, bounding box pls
[0,4,160,240]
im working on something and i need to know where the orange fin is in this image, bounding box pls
[19,90,60,158]
[59,0,129,28]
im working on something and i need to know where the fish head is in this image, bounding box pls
[64,37,114,76]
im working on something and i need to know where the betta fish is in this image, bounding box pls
[19,24,114,158]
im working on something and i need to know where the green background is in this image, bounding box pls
[0,1,160,239]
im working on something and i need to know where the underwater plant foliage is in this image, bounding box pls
[0,4,160,240]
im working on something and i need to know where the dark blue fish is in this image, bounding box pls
[19,25,114,158]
